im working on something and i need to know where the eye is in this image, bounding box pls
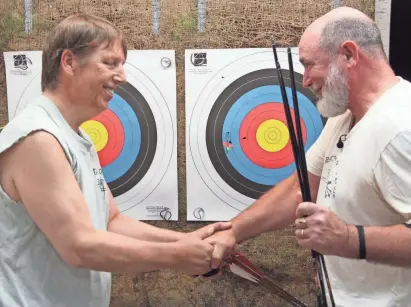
[305,62,315,71]
[103,61,116,68]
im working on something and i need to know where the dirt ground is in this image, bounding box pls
[0,0,374,306]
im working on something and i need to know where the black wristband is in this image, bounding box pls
[355,225,366,259]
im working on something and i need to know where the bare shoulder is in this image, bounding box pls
[14,129,74,182]
[1,129,97,265]
[12,129,66,154]
[0,130,72,202]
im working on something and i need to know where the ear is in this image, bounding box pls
[339,41,359,69]
[60,49,78,76]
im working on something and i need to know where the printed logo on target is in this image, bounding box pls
[190,52,207,67]
[10,54,33,75]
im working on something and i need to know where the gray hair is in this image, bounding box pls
[319,18,386,60]
[41,14,127,92]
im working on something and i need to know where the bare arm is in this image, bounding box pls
[231,171,321,243]
[106,189,185,242]
[295,203,411,268]
[337,224,411,267]
[358,224,411,267]
[4,131,220,275]
[206,170,321,267]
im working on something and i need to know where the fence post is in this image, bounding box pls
[24,0,33,33]
[331,0,340,9]
[152,0,161,35]
[197,0,206,32]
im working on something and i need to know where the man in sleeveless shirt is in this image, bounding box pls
[206,6,411,307]
[0,14,231,307]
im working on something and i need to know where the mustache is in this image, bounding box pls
[309,86,322,99]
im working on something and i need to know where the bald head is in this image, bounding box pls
[306,6,372,34]
[300,6,385,60]
[297,7,393,119]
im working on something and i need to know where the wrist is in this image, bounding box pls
[162,241,182,269]
[169,230,186,242]
[229,225,241,244]
[339,224,360,259]
[354,225,367,259]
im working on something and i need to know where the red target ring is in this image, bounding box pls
[239,103,307,168]
[93,109,125,167]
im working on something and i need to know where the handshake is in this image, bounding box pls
[169,222,236,276]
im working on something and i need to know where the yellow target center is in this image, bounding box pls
[80,120,109,152]
[256,119,289,152]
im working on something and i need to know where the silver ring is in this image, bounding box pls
[301,229,304,238]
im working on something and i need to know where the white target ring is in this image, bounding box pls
[188,49,319,212]
[113,63,175,212]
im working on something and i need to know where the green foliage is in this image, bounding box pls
[178,13,196,33]
[172,12,197,40]
[0,11,24,51]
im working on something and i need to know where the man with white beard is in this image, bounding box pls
[205,6,411,307]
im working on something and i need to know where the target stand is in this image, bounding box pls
[185,48,325,221]
[4,50,179,221]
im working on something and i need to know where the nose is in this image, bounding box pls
[114,65,127,84]
[302,70,312,88]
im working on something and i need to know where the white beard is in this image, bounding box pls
[316,61,349,118]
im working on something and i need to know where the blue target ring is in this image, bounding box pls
[222,85,323,185]
[206,68,326,199]
[102,94,141,182]
[95,82,157,198]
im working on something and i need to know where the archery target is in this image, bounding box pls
[185,48,325,221]
[4,50,178,220]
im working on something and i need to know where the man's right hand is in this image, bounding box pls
[205,228,237,269]
[170,222,232,275]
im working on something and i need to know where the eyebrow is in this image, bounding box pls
[107,54,126,65]
[299,57,314,66]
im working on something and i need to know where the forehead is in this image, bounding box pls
[93,38,126,62]
[298,32,319,56]
[298,32,327,64]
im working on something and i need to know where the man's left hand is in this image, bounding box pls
[294,195,354,257]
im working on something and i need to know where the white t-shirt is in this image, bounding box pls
[306,77,411,307]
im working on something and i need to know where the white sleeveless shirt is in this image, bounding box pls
[0,95,111,307]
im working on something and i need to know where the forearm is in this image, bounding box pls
[342,223,411,267]
[72,230,178,273]
[108,214,185,242]
[231,173,300,243]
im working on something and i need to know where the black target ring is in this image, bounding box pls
[206,68,325,199]
[107,82,157,197]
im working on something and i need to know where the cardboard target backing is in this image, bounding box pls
[4,50,179,221]
[185,48,325,221]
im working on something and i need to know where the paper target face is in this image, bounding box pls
[4,50,178,220]
[186,48,325,221]
[80,83,156,199]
